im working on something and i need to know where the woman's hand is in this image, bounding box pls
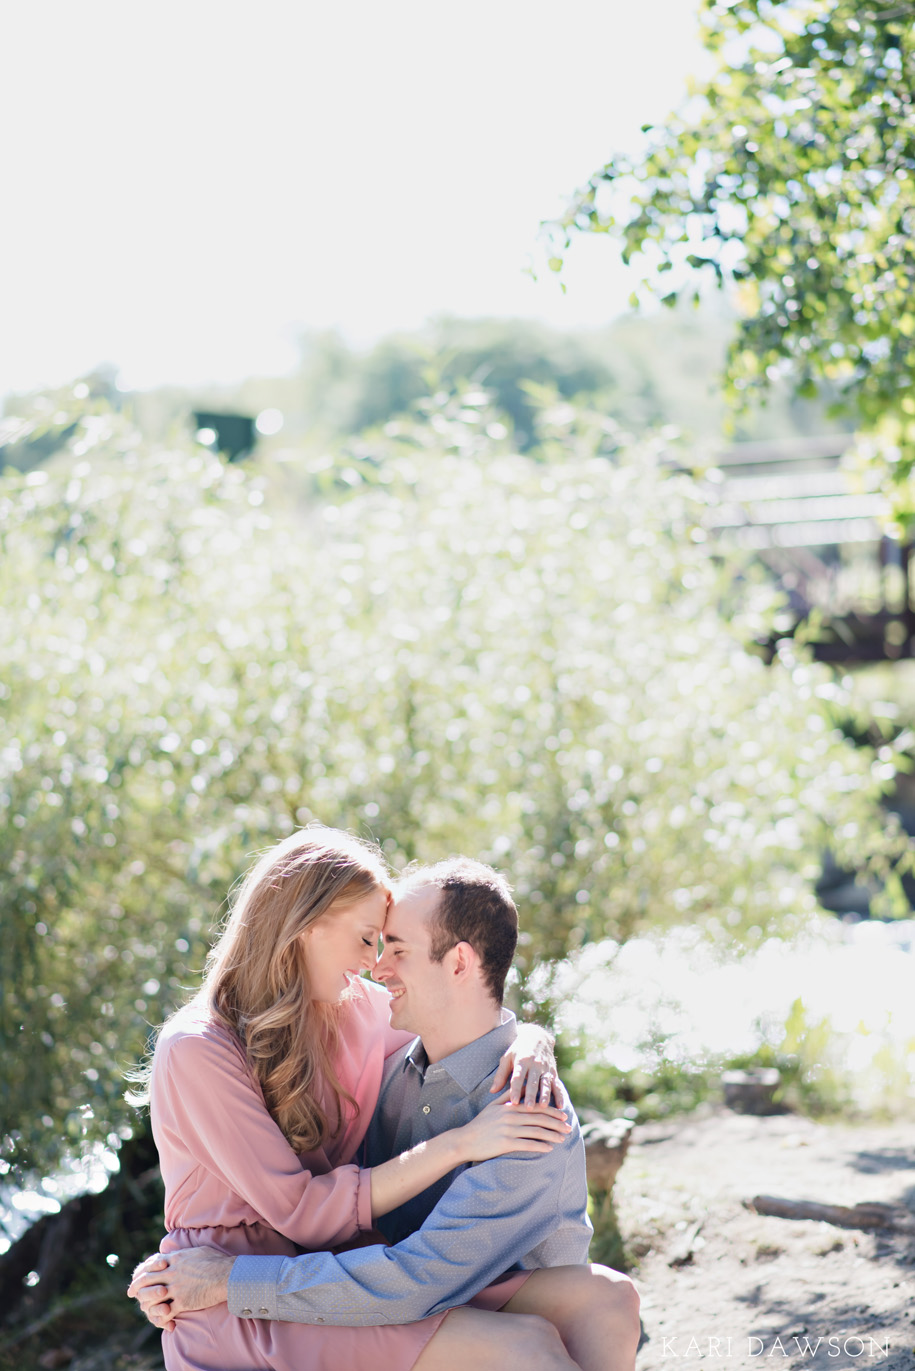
[453,1092,571,1163]
[491,1022,560,1105]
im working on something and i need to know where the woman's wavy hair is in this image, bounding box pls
[132,827,391,1154]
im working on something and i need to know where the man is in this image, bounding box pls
[130,859,640,1371]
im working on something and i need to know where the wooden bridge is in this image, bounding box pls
[708,435,914,663]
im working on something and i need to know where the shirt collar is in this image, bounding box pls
[403,1010,517,1094]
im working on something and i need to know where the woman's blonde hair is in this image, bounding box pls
[130,826,391,1153]
[200,827,390,1152]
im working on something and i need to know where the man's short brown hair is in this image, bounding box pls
[396,857,518,1004]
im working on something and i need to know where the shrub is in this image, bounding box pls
[1,391,907,1177]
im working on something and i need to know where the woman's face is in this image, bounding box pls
[302,886,388,1003]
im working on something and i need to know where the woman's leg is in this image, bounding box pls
[502,1265,641,1371]
[413,1306,578,1371]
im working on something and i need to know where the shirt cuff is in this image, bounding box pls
[227,1254,287,1319]
[355,1166,373,1233]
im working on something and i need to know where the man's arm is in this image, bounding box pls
[129,1137,589,1329]
[229,1136,590,1326]
[129,1249,232,1332]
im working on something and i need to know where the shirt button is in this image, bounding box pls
[317,1316,325,1323]
[259,1308,269,1315]
[241,1308,252,1316]
[422,1105,431,1114]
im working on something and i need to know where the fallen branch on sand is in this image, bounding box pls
[746,1195,915,1234]
[668,1220,705,1267]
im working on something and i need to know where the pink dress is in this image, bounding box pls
[150,979,524,1371]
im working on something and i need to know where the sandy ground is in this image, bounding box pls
[613,1108,915,1371]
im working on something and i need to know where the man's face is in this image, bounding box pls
[373,883,453,1037]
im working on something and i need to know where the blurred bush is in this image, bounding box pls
[561,1049,715,1126]
[1,389,908,1181]
[563,988,915,1124]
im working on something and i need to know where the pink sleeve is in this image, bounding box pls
[157,1028,373,1247]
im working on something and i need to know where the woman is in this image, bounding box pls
[139,826,569,1371]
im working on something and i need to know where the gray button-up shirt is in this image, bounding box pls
[228,1013,592,1325]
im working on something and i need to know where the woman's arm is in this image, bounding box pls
[156,1026,569,1241]
[156,1028,373,1249]
[367,1093,571,1218]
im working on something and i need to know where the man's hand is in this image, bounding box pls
[127,1247,234,1332]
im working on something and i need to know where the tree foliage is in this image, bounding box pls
[548,0,915,517]
[102,312,849,471]
[1,393,909,1179]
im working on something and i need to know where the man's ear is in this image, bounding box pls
[448,940,479,982]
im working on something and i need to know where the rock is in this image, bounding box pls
[721,1068,782,1115]
[38,1347,75,1369]
[580,1116,634,1193]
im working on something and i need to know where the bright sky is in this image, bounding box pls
[2,2,708,396]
